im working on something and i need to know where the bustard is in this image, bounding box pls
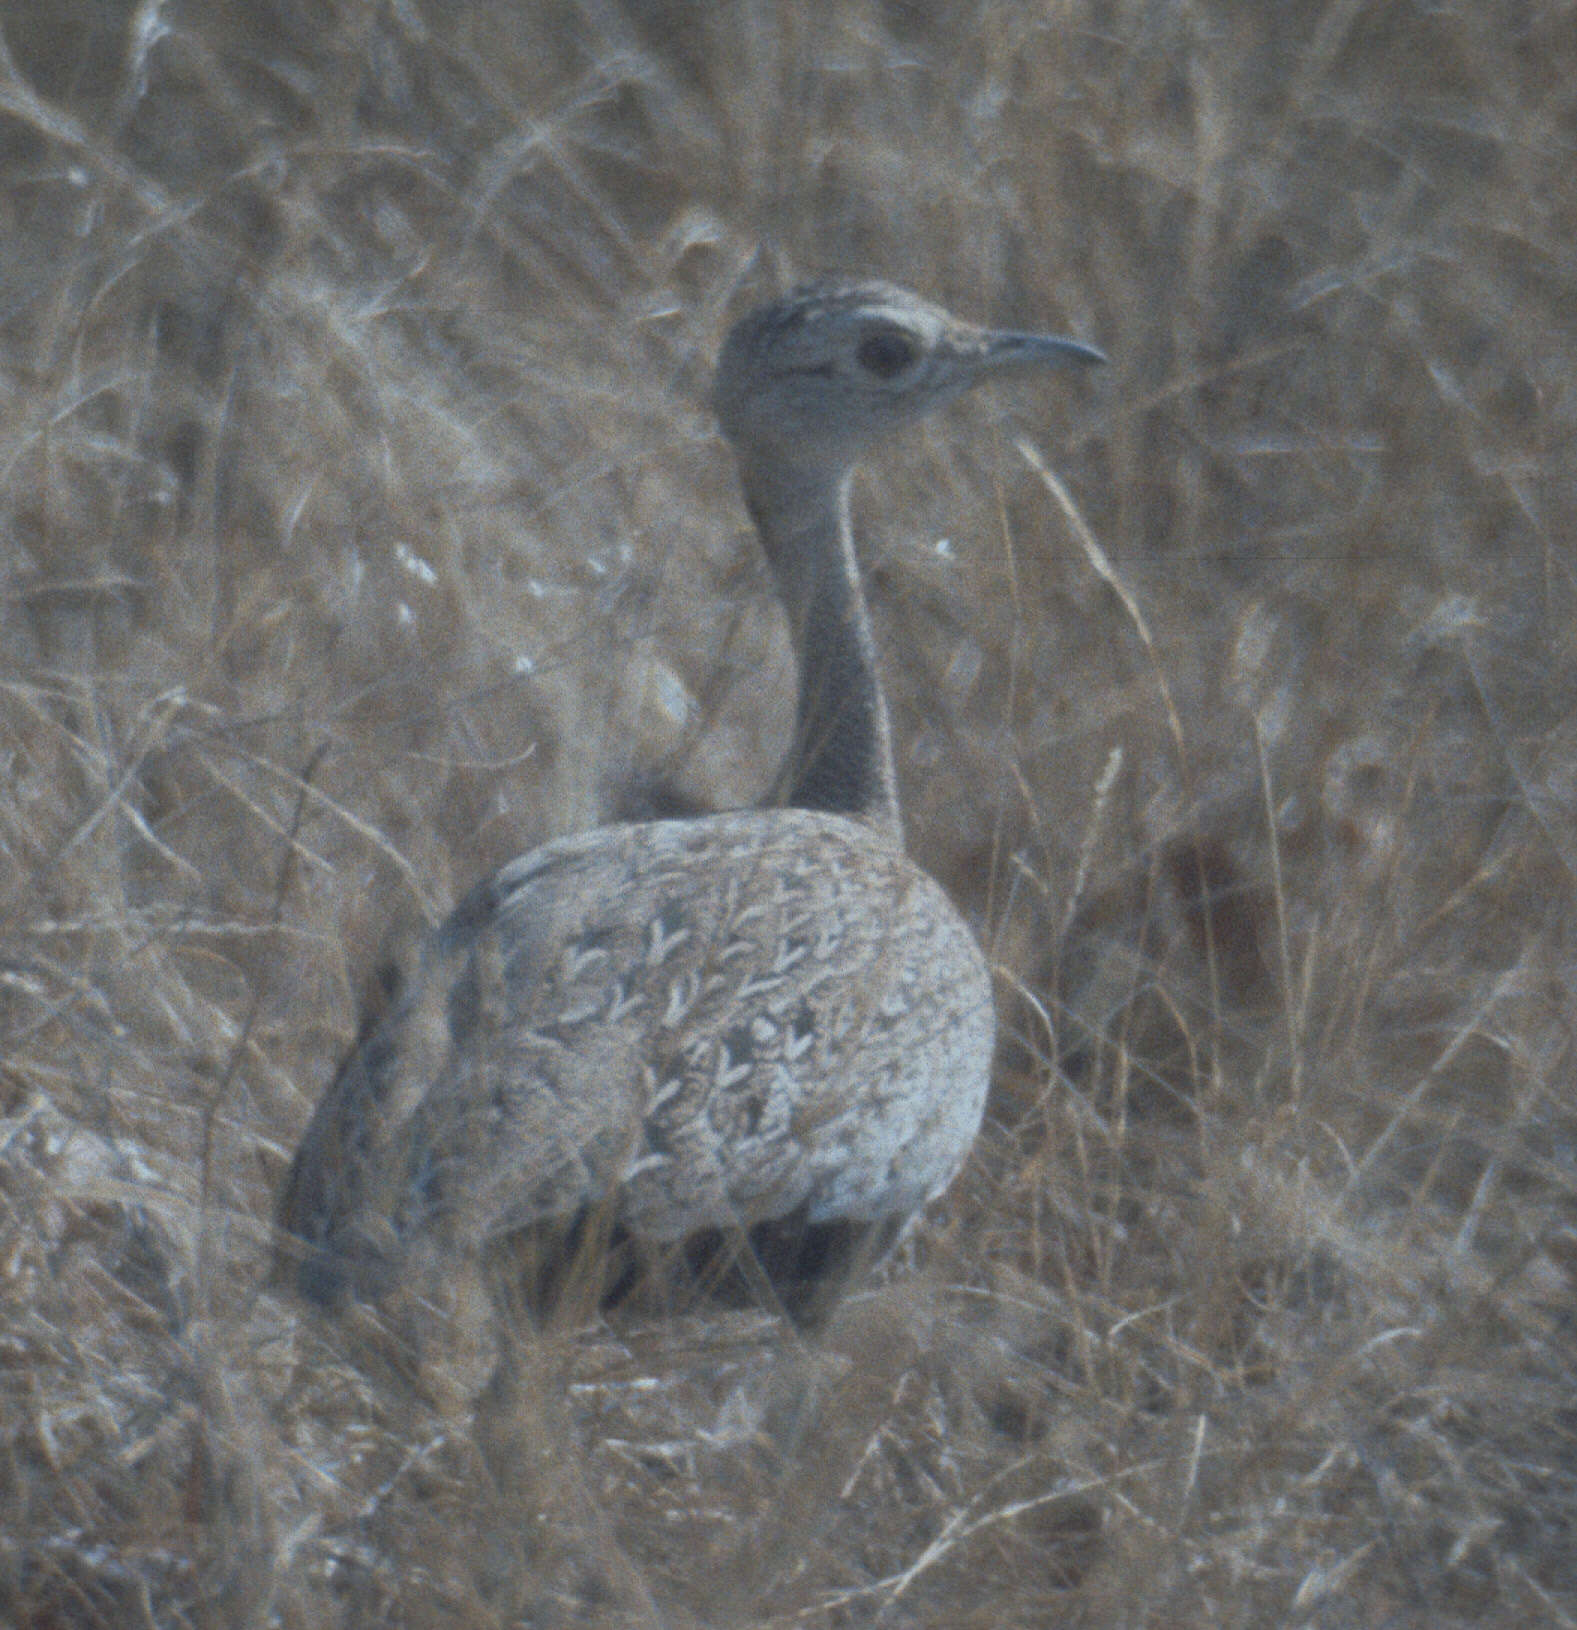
[276,280,1103,1319]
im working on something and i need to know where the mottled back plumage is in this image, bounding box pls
[277,279,1101,1316]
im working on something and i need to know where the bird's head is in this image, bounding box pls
[713,279,1103,470]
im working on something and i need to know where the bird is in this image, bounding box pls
[275,279,1103,1322]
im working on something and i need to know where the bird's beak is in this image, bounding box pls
[980,331,1107,371]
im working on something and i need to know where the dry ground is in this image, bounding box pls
[3,1,1575,1625]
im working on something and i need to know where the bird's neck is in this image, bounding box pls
[737,456,902,840]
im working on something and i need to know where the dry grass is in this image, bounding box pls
[3,0,1575,1624]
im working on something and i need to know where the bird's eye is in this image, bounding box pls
[856,328,919,379]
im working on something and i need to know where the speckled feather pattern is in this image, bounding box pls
[280,808,992,1297]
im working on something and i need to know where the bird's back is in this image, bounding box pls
[277,806,993,1308]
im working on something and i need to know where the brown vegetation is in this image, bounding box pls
[2,1,1574,1624]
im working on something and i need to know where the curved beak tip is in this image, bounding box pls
[1030,335,1107,369]
[1064,339,1108,368]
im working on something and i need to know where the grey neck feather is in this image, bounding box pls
[736,453,901,840]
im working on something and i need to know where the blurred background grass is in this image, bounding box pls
[2,1,1575,1624]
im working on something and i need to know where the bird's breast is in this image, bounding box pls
[413,807,994,1241]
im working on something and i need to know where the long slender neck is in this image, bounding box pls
[735,453,901,840]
